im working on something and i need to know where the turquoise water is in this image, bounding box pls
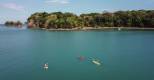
[0,26,154,80]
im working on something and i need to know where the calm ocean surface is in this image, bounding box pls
[0,25,154,80]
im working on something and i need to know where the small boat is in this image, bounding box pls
[92,59,101,66]
[44,63,48,69]
[118,28,121,31]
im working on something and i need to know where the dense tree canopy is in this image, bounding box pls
[27,10,154,29]
[5,21,23,27]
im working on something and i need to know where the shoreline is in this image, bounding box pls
[40,27,154,31]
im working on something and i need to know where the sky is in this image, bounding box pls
[0,0,154,24]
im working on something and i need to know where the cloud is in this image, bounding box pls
[45,0,70,5]
[0,3,24,11]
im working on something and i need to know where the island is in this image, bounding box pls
[5,21,23,28]
[27,10,154,30]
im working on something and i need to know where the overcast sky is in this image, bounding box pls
[0,0,154,24]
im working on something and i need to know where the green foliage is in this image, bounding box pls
[5,21,23,27]
[27,10,154,29]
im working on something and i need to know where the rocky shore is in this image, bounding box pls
[38,27,154,31]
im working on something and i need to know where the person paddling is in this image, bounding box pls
[77,56,85,61]
[44,63,48,69]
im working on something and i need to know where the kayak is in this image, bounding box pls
[92,60,101,66]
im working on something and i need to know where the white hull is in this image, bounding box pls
[92,60,101,66]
